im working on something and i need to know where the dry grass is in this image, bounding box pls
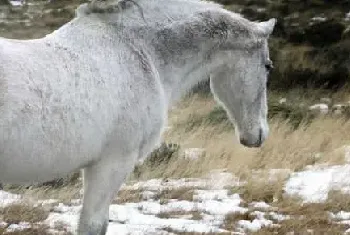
[324,190,350,212]
[190,210,203,220]
[113,187,198,205]
[221,192,350,234]
[155,187,197,202]
[244,190,350,234]
[254,221,347,235]
[222,211,258,231]
[0,226,74,235]
[0,202,74,235]
[221,174,350,234]
[253,199,348,235]
[0,227,50,235]
[157,210,203,220]
[236,175,287,204]
[253,118,350,171]
[162,228,231,235]
[4,184,81,204]
[113,189,144,204]
[161,93,350,180]
[2,203,49,224]
[156,91,350,234]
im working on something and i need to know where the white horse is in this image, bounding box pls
[0,0,276,234]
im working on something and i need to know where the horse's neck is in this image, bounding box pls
[73,0,225,104]
[51,3,245,104]
[141,15,224,104]
[153,45,216,104]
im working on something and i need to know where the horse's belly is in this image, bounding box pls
[0,118,104,184]
[0,141,95,184]
[0,156,83,184]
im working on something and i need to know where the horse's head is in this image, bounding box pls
[210,17,276,148]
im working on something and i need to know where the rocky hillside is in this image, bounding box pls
[1,0,350,90]
[220,0,350,90]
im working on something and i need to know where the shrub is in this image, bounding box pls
[2,203,49,224]
[132,143,180,179]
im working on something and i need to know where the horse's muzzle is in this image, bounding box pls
[239,128,264,148]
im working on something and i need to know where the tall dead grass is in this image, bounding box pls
[161,92,350,180]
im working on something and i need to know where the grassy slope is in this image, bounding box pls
[159,90,350,234]
[138,89,350,179]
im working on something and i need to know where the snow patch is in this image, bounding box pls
[237,218,273,232]
[330,211,350,221]
[285,164,350,202]
[9,0,25,6]
[345,12,350,21]
[250,201,271,209]
[0,190,21,207]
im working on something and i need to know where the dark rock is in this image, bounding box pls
[214,0,236,5]
[342,26,350,40]
[305,19,346,47]
[0,0,10,5]
[240,7,269,21]
[287,24,307,44]
[269,39,350,90]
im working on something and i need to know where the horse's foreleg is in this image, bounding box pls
[78,152,137,235]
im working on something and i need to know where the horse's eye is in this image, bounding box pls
[265,64,274,71]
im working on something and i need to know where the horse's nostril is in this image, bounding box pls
[240,129,263,148]
[258,128,263,144]
[240,137,248,146]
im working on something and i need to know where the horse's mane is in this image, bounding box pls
[76,0,226,26]
[73,0,265,50]
[76,0,139,16]
[79,0,222,14]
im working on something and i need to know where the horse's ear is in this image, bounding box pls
[257,18,276,37]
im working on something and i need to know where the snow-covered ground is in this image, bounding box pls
[8,0,25,6]
[1,165,350,234]
[285,164,350,203]
[0,172,265,234]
